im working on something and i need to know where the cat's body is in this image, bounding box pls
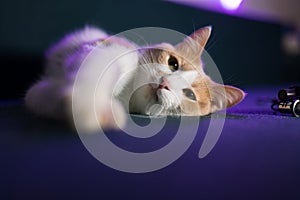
[25,26,245,130]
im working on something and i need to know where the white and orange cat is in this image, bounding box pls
[25,26,245,131]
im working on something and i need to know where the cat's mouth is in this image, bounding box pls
[145,83,181,115]
[149,83,171,102]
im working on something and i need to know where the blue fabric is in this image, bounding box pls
[1,86,300,199]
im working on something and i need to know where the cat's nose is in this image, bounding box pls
[158,77,170,91]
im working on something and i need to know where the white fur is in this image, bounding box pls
[158,70,198,108]
[129,61,200,115]
[25,26,245,131]
[25,26,203,130]
[25,27,138,130]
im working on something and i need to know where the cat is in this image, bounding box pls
[25,26,245,131]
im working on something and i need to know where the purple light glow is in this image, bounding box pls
[220,0,243,10]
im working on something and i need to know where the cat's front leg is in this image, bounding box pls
[75,97,127,132]
[95,98,127,130]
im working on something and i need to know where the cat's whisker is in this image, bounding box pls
[129,32,150,47]
[222,74,245,86]
[149,49,156,64]
[205,32,219,51]
[25,25,245,131]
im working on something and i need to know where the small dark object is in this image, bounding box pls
[272,85,300,118]
[272,99,300,117]
[278,86,300,101]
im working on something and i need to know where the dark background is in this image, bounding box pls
[0,0,298,100]
[2,1,300,199]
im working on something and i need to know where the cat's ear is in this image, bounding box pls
[176,26,212,57]
[210,84,246,113]
[189,26,212,48]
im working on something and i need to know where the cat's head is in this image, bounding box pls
[130,26,245,116]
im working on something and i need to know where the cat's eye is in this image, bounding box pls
[168,56,179,71]
[183,88,197,101]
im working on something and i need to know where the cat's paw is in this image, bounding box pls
[98,99,127,130]
[76,99,126,132]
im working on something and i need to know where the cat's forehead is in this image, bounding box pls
[151,43,175,51]
[179,70,199,84]
[139,42,203,72]
[143,43,176,56]
[191,76,211,93]
[145,43,201,65]
[167,70,200,90]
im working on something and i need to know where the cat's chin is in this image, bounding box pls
[139,85,179,116]
[155,88,181,114]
